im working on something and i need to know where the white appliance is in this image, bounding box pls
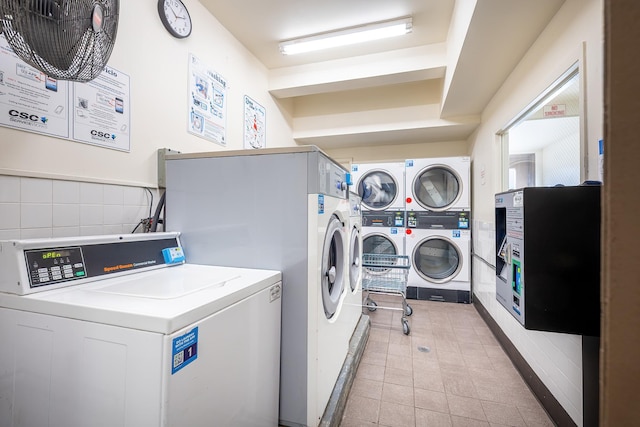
[405,228,471,303]
[361,210,406,256]
[165,146,354,427]
[405,156,470,212]
[0,232,282,427]
[337,192,363,341]
[350,162,405,211]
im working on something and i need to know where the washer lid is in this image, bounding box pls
[0,264,281,334]
[413,166,462,211]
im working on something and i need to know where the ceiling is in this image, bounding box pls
[198,0,566,149]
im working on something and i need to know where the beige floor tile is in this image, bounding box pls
[481,401,526,426]
[351,377,384,400]
[388,343,412,358]
[442,373,479,399]
[447,395,487,421]
[378,401,416,427]
[413,366,445,393]
[415,408,453,427]
[369,327,392,343]
[386,353,413,372]
[362,350,388,368]
[357,362,386,382]
[344,395,381,423]
[450,415,491,426]
[381,382,415,406]
[516,405,555,426]
[367,340,390,355]
[384,366,414,387]
[340,416,379,426]
[414,388,449,413]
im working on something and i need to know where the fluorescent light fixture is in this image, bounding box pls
[279,17,412,56]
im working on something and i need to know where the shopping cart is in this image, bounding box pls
[362,253,413,335]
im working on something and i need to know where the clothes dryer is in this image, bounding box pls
[165,146,353,427]
[350,162,405,211]
[405,157,470,212]
[405,228,471,303]
[362,210,406,256]
[0,233,282,427]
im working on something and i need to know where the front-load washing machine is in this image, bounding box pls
[337,192,363,341]
[405,227,471,303]
[0,232,282,427]
[405,157,470,212]
[350,162,405,211]
[165,146,355,427]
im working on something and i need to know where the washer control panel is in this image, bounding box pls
[25,247,86,288]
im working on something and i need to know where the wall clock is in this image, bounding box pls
[158,0,192,39]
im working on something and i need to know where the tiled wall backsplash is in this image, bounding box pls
[0,175,160,240]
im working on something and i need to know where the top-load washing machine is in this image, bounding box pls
[350,162,405,211]
[165,146,355,427]
[405,157,470,212]
[0,232,282,427]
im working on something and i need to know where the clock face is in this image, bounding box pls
[158,0,192,39]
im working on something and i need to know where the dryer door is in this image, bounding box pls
[412,165,462,211]
[322,215,346,319]
[357,169,399,211]
[412,236,462,283]
[348,227,362,292]
[363,233,398,256]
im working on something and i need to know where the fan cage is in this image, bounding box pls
[0,0,119,82]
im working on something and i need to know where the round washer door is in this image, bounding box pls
[412,236,462,284]
[322,215,346,319]
[363,233,398,256]
[412,165,462,211]
[348,227,362,292]
[357,170,399,210]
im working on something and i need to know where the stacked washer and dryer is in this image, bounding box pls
[405,156,472,303]
[165,146,363,427]
[351,157,472,304]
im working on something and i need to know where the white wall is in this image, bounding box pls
[0,0,295,188]
[469,0,603,425]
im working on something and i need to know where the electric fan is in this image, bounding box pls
[0,0,119,82]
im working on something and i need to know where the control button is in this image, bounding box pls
[38,276,50,283]
[74,263,83,268]
[64,273,73,279]
[63,265,73,271]
[37,268,48,274]
[51,266,61,273]
[75,271,86,277]
[52,274,62,280]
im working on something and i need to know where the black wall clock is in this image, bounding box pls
[158,0,192,39]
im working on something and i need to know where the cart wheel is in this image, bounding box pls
[366,300,378,312]
[402,319,410,335]
[404,304,413,317]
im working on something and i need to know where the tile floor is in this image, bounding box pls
[341,297,555,426]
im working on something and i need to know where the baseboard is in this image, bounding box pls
[407,286,471,303]
[473,297,577,427]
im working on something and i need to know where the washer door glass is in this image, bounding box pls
[413,166,461,211]
[357,170,398,210]
[363,233,397,255]
[413,237,462,283]
[322,215,345,319]
[349,227,362,292]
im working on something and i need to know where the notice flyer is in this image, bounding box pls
[243,95,266,149]
[187,53,227,146]
[0,34,131,152]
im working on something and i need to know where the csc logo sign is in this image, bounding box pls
[9,110,39,121]
[91,129,116,140]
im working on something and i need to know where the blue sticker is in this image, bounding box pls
[405,159,414,167]
[390,228,398,234]
[318,194,325,214]
[351,165,359,172]
[452,230,461,238]
[458,220,469,229]
[172,327,198,375]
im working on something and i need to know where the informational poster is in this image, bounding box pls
[72,66,131,151]
[0,35,131,152]
[243,95,266,149]
[0,35,70,138]
[188,53,227,146]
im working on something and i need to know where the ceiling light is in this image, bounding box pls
[279,17,413,56]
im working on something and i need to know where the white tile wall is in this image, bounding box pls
[0,175,160,239]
